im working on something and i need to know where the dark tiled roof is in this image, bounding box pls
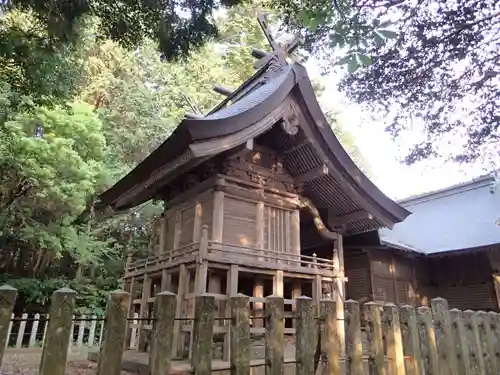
[98,61,410,235]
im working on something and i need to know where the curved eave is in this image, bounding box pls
[98,123,192,207]
[98,66,297,210]
[291,64,411,227]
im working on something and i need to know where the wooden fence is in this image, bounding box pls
[4,313,105,349]
[3,312,143,350]
[1,284,500,375]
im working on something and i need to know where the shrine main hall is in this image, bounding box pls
[95,17,500,359]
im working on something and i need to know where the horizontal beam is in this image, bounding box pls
[185,112,204,120]
[251,48,268,59]
[213,84,233,96]
[294,164,328,183]
[253,51,278,70]
[246,138,254,150]
[329,210,373,227]
[285,37,304,55]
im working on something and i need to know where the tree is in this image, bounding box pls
[0,99,111,277]
[4,0,244,60]
[271,0,500,166]
[0,9,86,111]
[337,1,500,166]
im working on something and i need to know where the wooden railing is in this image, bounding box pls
[208,242,335,272]
[126,240,335,275]
[126,243,199,273]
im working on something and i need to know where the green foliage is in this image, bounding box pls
[5,0,244,60]
[2,276,118,314]
[0,100,114,279]
[269,0,398,72]
[0,9,86,111]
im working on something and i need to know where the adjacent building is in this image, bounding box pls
[345,174,500,311]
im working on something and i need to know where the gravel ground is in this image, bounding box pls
[0,349,135,375]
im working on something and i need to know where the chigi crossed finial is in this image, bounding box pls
[196,12,305,112]
[254,13,304,70]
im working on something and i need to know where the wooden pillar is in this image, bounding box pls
[124,254,133,283]
[313,275,322,307]
[173,210,181,250]
[208,272,223,294]
[334,234,346,357]
[210,270,223,356]
[273,270,284,296]
[291,210,301,255]
[124,275,134,294]
[292,281,302,328]
[138,275,152,352]
[124,276,136,349]
[256,201,265,261]
[285,211,291,264]
[212,190,224,243]
[158,214,167,255]
[223,265,239,360]
[391,256,399,305]
[488,250,500,311]
[253,277,264,328]
[161,269,171,292]
[193,203,202,242]
[173,265,189,358]
[208,271,223,319]
[493,274,500,311]
[194,226,209,295]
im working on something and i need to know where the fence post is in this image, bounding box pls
[16,313,27,348]
[431,298,458,375]
[488,312,500,372]
[265,295,284,375]
[296,296,315,375]
[0,285,17,366]
[449,309,472,375]
[319,299,341,375]
[345,300,363,375]
[192,294,215,375]
[129,312,139,349]
[463,310,486,375]
[88,315,97,347]
[230,294,250,375]
[417,306,440,375]
[6,314,13,349]
[150,291,177,375]
[76,314,86,348]
[383,304,405,375]
[476,311,498,375]
[70,314,75,349]
[97,290,131,375]
[363,302,386,375]
[399,305,421,375]
[39,287,76,375]
[29,313,40,347]
[42,314,49,345]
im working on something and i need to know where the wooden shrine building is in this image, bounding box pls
[344,174,500,312]
[96,17,411,358]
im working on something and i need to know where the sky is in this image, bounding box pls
[304,60,488,201]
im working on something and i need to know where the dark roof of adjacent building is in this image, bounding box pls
[97,58,410,235]
[380,174,500,254]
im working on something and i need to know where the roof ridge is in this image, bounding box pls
[398,173,496,205]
